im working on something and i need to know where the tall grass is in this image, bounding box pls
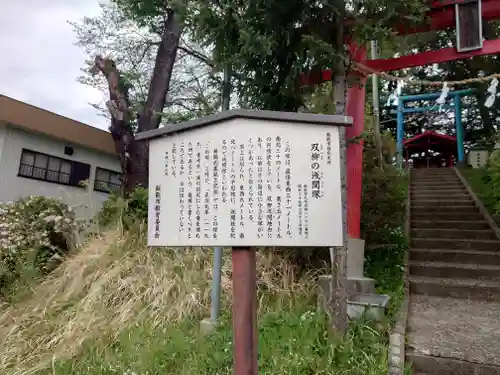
[0,222,401,375]
[0,225,316,375]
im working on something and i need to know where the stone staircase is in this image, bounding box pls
[407,168,500,375]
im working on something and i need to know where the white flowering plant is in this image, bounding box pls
[0,196,78,293]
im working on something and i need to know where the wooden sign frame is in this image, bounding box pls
[456,0,483,52]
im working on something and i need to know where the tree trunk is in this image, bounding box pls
[94,9,184,192]
[137,9,183,133]
[93,56,141,192]
[328,0,348,335]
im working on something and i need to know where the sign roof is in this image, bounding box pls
[135,109,352,142]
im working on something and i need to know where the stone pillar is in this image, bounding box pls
[346,238,375,296]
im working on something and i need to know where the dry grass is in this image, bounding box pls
[0,225,310,375]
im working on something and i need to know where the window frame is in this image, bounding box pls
[94,167,122,193]
[18,148,89,188]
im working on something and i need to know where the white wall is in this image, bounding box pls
[0,122,121,219]
[0,122,6,166]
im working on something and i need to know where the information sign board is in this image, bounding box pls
[139,111,351,247]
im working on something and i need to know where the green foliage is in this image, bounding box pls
[461,150,500,222]
[193,0,315,111]
[191,0,428,112]
[99,187,149,227]
[0,197,78,298]
[360,131,407,323]
[112,0,187,31]
[52,299,392,375]
[364,238,406,325]
[488,150,500,217]
[361,131,407,247]
[461,167,496,215]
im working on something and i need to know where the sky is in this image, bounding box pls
[0,0,108,130]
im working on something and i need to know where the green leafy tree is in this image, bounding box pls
[188,0,427,334]
[74,0,428,332]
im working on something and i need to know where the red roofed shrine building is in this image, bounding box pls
[403,130,457,168]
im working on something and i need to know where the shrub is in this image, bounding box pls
[98,187,148,228]
[361,131,407,248]
[0,196,78,297]
[487,149,500,216]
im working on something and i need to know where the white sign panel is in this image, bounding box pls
[148,117,343,247]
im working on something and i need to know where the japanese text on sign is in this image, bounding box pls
[148,118,343,247]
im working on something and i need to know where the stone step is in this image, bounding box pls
[411,193,469,200]
[412,212,485,222]
[411,187,467,195]
[412,174,461,179]
[411,191,470,198]
[412,175,460,180]
[412,205,478,215]
[410,199,474,207]
[411,181,462,187]
[412,169,456,173]
[409,261,500,280]
[407,351,500,375]
[410,248,500,265]
[411,220,491,230]
[412,170,458,175]
[411,178,458,182]
[409,275,500,301]
[412,179,463,184]
[412,178,462,183]
[412,238,500,251]
[411,191,469,198]
[411,173,456,177]
[411,186,464,193]
[411,228,497,240]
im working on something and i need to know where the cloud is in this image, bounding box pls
[0,0,108,130]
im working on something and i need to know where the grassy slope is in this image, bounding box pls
[461,168,495,211]
[461,167,499,221]
[0,226,404,375]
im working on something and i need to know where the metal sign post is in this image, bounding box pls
[136,110,352,375]
[232,247,258,375]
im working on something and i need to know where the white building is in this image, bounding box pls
[0,94,122,218]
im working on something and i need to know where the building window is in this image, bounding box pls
[18,149,90,188]
[94,167,122,193]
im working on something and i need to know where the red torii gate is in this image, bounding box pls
[301,0,500,241]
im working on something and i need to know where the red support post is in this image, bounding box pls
[232,247,258,375]
[346,43,367,239]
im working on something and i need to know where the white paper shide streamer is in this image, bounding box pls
[485,78,498,108]
[387,81,406,106]
[436,82,449,112]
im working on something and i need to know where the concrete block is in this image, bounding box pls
[347,237,365,278]
[347,293,390,322]
[318,274,376,300]
[391,355,401,366]
[200,318,217,334]
[391,345,401,356]
[347,276,376,295]
[390,332,402,347]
